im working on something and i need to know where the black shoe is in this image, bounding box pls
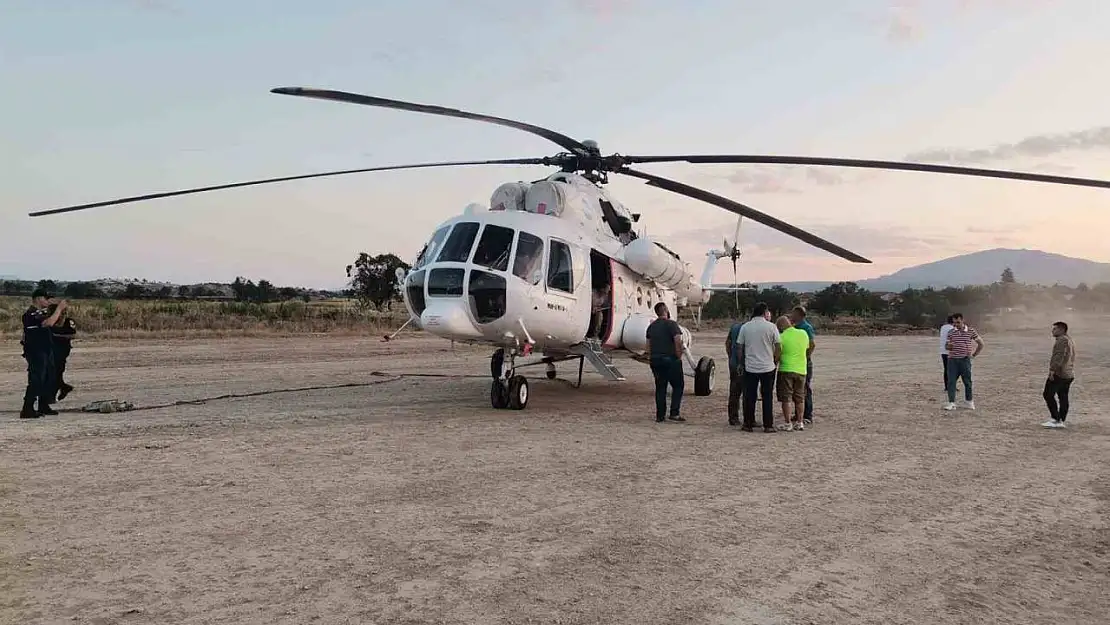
[58,384,74,400]
[728,420,739,426]
[655,417,666,422]
[20,408,41,419]
[763,427,776,433]
[740,425,754,432]
[38,405,58,416]
[668,415,685,422]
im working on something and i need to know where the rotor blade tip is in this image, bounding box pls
[270,87,303,95]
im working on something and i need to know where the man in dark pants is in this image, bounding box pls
[20,290,66,419]
[724,317,746,426]
[646,302,685,422]
[1041,321,1076,429]
[737,302,781,433]
[789,306,815,424]
[49,301,77,401]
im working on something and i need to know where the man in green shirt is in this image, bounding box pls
[775,315,813,431]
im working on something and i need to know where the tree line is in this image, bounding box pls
[9,256,1110,330]
[701,268,1110,327]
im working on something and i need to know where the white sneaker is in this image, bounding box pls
[944,402,956,411]
[964,400,976,410]
[1041,419,1059,428]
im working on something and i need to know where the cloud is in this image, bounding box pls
[905,126,1110,165]
[667,220,951,259]
[706,165,854,195]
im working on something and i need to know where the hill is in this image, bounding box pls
[769,248,1110,292]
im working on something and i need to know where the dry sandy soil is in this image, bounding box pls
[1,329,1107,625]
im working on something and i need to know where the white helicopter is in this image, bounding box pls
[29,87,1110,410]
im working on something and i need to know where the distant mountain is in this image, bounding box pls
[765,248,1110,292]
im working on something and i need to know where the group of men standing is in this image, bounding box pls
[725,303,814,432]
[19,289,77,419]
[642,301,815,430]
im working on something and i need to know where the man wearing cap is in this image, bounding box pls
[20,289,66,419]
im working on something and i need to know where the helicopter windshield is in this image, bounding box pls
[512,231,545,282]
[472,224,514,272]
[437,222,480,263]
[414,225,451,270]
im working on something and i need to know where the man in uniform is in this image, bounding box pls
[646,301,685,423]
[724,316,746,426]
[1041,321,1076,429]
[789,306,816,424]
[48,298,77,401]
[20,289,66,419]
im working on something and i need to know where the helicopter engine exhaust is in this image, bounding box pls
[623,237,703,305]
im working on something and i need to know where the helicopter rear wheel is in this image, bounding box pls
[694,356,715,396]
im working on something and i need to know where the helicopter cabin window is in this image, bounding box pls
[547,239,573,294]
[415,225,450,270]
[436,222,480,263]
[512,231,545,282]
[472,224,515,272]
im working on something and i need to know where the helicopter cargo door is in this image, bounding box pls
[542,237,590,344]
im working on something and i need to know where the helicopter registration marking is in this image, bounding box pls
[546,302,567,312]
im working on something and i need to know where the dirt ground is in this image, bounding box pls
[1,329,1107,625]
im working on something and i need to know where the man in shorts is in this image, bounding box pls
[775,315,812,431]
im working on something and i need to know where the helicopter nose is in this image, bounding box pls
[420,299,483,339]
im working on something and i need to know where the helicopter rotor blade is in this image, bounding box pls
[616,167,872,264]
[27,157,549,217]
[272,87,591,155]
[620,154,1110,190]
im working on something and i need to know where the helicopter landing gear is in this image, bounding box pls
[545,363,557,380]
[490,348,529,410]
[693,356,716,396]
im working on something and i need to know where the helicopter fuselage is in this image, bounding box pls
[398,172,700,358]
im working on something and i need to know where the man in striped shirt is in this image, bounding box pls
[944,313,984,411]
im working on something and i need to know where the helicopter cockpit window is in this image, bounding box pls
[547,239,573,294]
[415,225,450,270]
[472,224,515,272]
[436,222,479,263]
[512,231,545,282]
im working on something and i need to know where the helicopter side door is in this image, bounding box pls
[540,236,591,344]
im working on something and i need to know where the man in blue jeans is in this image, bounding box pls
[646,302,685,422]
[789,306,816,424]
[944,312,984,411]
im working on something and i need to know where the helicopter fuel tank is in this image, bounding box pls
[623,236,701,302]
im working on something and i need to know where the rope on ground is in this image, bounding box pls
[2,371,493,414]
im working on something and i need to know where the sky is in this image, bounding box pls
[3,0,1110,289]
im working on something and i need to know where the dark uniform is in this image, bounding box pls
[50,314,77,401]
[646,316,685,422]
[21,305,57,418]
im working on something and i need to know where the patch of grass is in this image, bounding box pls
[0,296,410,339]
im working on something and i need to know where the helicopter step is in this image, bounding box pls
[572,338,626,382]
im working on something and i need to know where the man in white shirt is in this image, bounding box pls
[939,315,954,397]
[737,302,781,433]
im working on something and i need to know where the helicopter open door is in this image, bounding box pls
[587,249,614,344]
